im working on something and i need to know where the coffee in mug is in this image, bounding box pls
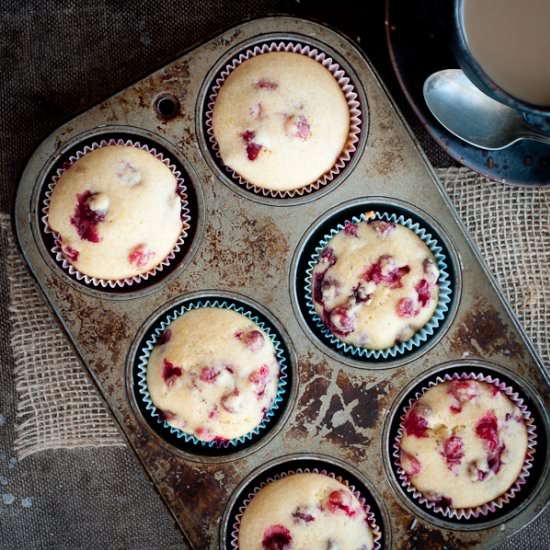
[461,0,550,107]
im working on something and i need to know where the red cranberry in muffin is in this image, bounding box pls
[147,307,280,442]
[212,51,350,193]
[399,379,529,509]
[312,219,440,350]
[47,145,183,280]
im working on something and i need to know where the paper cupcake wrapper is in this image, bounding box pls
[392,371,538,520]
[41,138,191,288]
[204,40,363,198]
[230,467,382,550]
[304,210,453,359]
[136,299,289,450]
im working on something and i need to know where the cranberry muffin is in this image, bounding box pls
[47,144,183,281]
[146,307,280,443]
[399,379,529,509]
[212,51,350,192]
[312,218,440,350]
[239,473,375,550]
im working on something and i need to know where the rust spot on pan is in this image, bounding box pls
[115,95,132,115]
[320,371,390,460]
[124,417,241,546]
[288,358,390,462]
[450,298,524,359]
[167,464,220,520]
[198,208,289,291]
[335,370,390,430]
[160,59,190,84]
[374,149,403,176]
[287,353,332,438]
[213,28,243,48]
[78,309,130,368]
[124,415,156,452]
[162,460,239,544]
[405,522,480,550]
[46,276,131,369]
[177,127,197,148]
[371,134,405,176]
[321,393,369,461]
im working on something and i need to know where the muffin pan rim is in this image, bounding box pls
[289,195,463,369]
[125,289,299,464]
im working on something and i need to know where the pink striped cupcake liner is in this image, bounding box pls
[204,40,363,199]
[230,467,382,550]
[41,138,191,289]
[392,371,538,520]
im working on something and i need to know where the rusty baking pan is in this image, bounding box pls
[14,16,550,549]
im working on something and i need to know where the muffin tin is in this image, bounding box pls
[14,16,550,549]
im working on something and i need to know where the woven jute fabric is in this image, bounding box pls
[1,217,125,457]
[440,167,550,368]
[4,167,550,459]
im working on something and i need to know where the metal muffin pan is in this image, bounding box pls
[14,16,550,549]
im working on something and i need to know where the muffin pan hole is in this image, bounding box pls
[291,197,460,368]
[221,454,389,549]
[153,93,180,120]
[37,129,200,296]
[198,34,367,205]
[130,292,295,459]
[384,361,548,529]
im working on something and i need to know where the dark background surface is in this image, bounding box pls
[0,0,453,217]
[0,1,544,549]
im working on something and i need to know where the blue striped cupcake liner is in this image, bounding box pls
[304,211,453,360]
[136,298,289,450]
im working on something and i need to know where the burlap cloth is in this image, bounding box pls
[6,166,548,459]
[0,1,545,548]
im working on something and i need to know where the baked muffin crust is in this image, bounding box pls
[47,145,183,280]
[312,219,439,350]
[212,51,350,192]
[399,380,529,509]
[147,308,280,442]
[239,473,375,550]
